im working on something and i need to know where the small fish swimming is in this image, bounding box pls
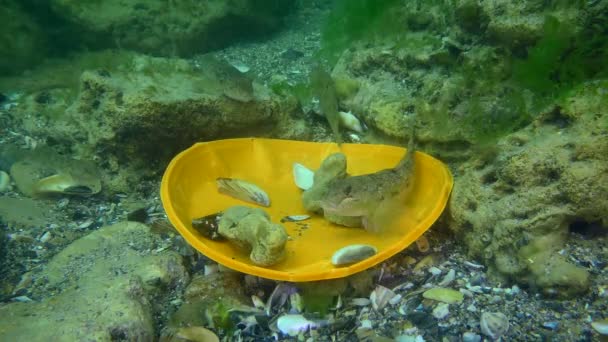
[317,121,416,232]
[310,64,342,144]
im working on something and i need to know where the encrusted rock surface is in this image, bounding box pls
[0,222,188,341]
[7,52,309,193]
[49,0,295,56]
[448,82,608,296]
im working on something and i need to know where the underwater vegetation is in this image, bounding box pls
[317,0,401,66]
[308,0,608,145]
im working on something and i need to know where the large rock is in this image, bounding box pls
[0,1,48,75]
[49,0,296,56]
[0,222,189,340]
[8,52,308,193]
[448,81,607,296]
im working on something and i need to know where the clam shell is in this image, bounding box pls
[292,163,314,190]
[216,178,270,207]
[331,244,377,266]
[34,173,97,196]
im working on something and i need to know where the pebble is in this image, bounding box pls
[542,321,559,330]
[422,287,464,304]
[331,244,377,266]
[0,170,10,192]
[429,267,442,276]
[480,312,509,340]
[432,303,450,320]
[462,332,482,342]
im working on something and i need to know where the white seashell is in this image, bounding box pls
[480,312,509,340]
[351,297,371,306]
[438,269,456,287]
[331,244,377,266]
[592,319,608,335]
[251,295,265,310]
[289,292,303,313]
[216,178,270,207]
[281,215,310,222]
[292,163,314,190]
[338,111,364,133]
[230,61,250,73]
[369,284,397,311]
[39,231,52,243]
[276,314,317,336]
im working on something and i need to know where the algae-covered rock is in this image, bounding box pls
[49,0,294,57]
[5,52,307,193]
[448,82,607,296]
[0,1,48,75]
[4,145,101,198]
[218,206,288,266]
[0,222,188,341]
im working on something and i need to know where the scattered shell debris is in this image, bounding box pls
[216,177,270,207]
[292,163,314,190]
[331,244,377,266]
[370,285,397,311]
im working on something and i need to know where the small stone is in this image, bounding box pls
[480,312,509,340]
[591,319,608,335]
[331,244,377,266]
[432,303,450,320]
[429,267,442,275]
[542,321,559,330]
[422,287,464,304]
[462,332,481,342]
[0,171,10,192]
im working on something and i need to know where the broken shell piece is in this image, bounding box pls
[370,285,397,311]
[216,178,270,207]
[292,163,314,190]
[276,314,317,337]
[192,212,225,240]
[280,215,310,223]
[331,244,377,266]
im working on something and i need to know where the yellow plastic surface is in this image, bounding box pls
[161,138,453,282]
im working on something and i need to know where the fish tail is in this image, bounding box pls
[396,115,416,172]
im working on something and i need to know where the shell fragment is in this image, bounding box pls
[216,178,270,207]
[292,163,314,190]
[280,215,310,223]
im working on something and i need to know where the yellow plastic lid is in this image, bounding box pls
[161,138,453,282]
